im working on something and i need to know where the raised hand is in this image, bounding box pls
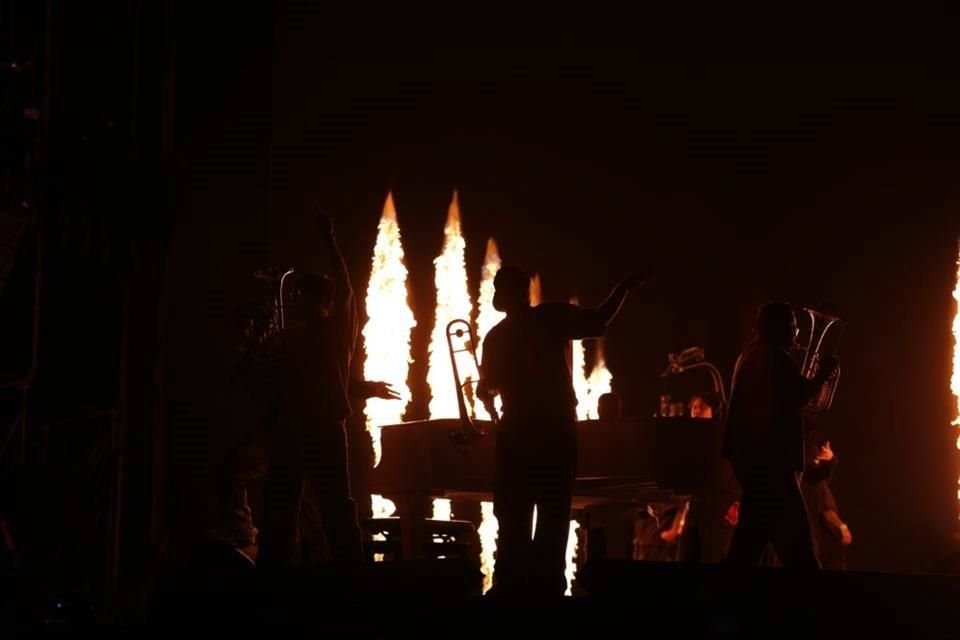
[816,441,835,463]
[366,380,401,400]
[623,272,649,290]
[840,524,853,546]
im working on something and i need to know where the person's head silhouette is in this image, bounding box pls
[291,271,335,320]
[493,265,531,314]
[756,302,798,349]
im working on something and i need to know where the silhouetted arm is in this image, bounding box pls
[596,273,647,327]
[319,212,355,313]
[350,378,402,400]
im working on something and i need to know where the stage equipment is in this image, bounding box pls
[660,346,728,418]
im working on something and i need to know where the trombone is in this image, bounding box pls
[446,319,499,445]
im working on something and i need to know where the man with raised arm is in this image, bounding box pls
[478,266,646,597]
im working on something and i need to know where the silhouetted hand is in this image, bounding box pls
[724,501,740,527]
[840,524,853,546]
[364,380,401,400]
[623,272,648,290]
[477,381,493,403]
[815,441,835,464]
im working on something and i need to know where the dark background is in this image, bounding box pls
[2,1,959,616]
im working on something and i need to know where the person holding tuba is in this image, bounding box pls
[722,302,839,569]
[477,266,646,597]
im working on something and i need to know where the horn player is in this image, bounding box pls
[722,302,839,569]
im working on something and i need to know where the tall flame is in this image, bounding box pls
[478,501,498,595]
[571,299,614,420]
[362,193,416,466]
[952,242,960,521]
[529,273,543,307]
[586,342,614,419]
[427,191,476,419]
[475,238,506,420]
[570,299,592,421]
[565,520,581,596]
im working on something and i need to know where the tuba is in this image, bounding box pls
[446,319,499,445]
[233,267,296,403]
[794,306,845,414]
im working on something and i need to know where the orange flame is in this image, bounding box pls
[570,299,592,421]
[565,520,580,596]
[586,342,614,418]
[371,494,397,562]
[427,191,476,419]
[952,243,960,521]
[432,498,453,521]
[362,193,416,467]
[475,238,505,421]
[529,273,542,307]
[478,501,498,594]
[371,494,397,519]
[426,193,475,535]
[571,300,613,420]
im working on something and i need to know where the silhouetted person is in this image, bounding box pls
[257,212,364,569]
[722,302,838,569]
[478,266,645,596]
[597,392,622,421]
[802,440,851,570]
[215,374,399,565]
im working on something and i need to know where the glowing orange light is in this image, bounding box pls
[362,193,415,467]
[952,242,960,522]
[475,238,506,421]
[427,191,475,419]
[529,273,542,307]
[565,520,580,596]
[478,501,498,594]
[371,494,397,562]
[432,498,452,521]
[586,342,613,418]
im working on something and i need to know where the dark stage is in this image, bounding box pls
[7,556,960,637]
[3,1,960,634]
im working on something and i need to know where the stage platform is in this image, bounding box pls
[6,548,959,637]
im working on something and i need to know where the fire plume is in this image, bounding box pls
[952,243,960,519]
[427,191,476,419]
[432,498,453,521]
[529,273,543,307]
[371,494,397,562]
[570,299,592,421]
[362,193,416,467]
[571,300,613,420]
[475,238,506,420]
[478,501,498,595]
[565,520,581,596]
[586,342,614,418]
